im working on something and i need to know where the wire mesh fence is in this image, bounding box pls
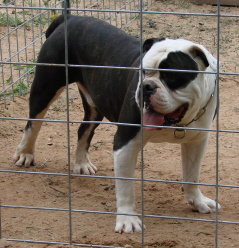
[1,0,239,247]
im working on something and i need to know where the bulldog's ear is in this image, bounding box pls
[189,45,217,71]
[143,38,165,53]
[189,47,209,68]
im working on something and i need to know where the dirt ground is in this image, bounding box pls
[1,0,239,247]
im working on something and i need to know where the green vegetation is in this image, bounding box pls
[0,77,29,98]
[0,13,23,27]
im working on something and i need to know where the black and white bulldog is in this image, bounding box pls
[13,15,220,234]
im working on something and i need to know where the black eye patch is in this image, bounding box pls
[159,51,199,91]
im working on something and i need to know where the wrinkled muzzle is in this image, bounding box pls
[138,79,188,131]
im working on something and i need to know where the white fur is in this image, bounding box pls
[114,135,145,233]
[77,82,95,107]
[13,87,65,166]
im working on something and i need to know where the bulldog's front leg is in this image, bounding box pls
[113,138,145,234]
[181,135,221,213]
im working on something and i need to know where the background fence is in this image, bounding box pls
[1,0,154,106]
[1,0,239,247]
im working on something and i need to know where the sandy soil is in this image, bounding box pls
[1,1,239,247]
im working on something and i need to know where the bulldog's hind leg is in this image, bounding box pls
[13,70,65,167]
[73,83,103,175]
[181,135,221,213]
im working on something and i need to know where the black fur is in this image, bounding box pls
[159,51,199,91]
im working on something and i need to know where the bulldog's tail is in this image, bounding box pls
[45,14,73,39]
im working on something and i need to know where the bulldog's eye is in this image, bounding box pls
[160,72,179,90]
[163,73,176,81]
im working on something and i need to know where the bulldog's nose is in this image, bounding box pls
[143,80,157,96]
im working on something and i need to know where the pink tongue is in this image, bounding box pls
[143,111,165,131]
[166,107,184,120]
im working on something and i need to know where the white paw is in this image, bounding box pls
[13,152,34,167]
[188,194,221,213]
[115,215,145,234]
[73,162,98,175]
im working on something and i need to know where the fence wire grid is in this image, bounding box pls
[1,0,239,247]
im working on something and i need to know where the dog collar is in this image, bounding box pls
[173,79,217,139]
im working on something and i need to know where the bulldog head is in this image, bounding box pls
[135,38,217,131]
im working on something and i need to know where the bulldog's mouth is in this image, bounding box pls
[143,103,188,131]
